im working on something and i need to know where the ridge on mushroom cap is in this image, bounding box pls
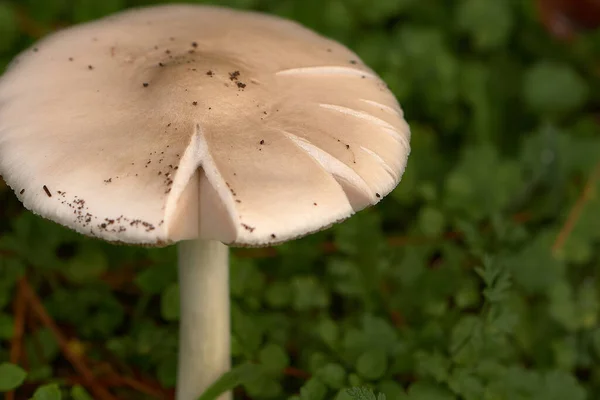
[0,4,410,247]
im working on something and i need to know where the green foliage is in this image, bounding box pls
[0,362,27,391]
[345,387,387,400]
[31,384,62,400]
[0,2,18,53]
[1,0,600,399]
[523,62,588,116]
[456,0,514,50]
[160,283,180,321]
[198,363,263,400]
[70,386,93,400]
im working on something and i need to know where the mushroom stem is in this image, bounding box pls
[177,239,231,400]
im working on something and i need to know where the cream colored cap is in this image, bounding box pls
[0,4,410,247]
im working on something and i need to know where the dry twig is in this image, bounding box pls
[552,161,600,254]
[7,278,28,400]
[20,278,118,400]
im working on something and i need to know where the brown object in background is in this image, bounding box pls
[537,0,600,39]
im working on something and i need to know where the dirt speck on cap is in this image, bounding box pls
[43,185,52,197]
[241,223,255,232]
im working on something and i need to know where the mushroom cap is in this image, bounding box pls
[0,4,410,247]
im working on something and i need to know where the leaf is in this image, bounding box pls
[523,62,588,115]
[299,378,328,400]
[157,355,178,388]
[536,370,586,400]
[548,282,578,331]
[0,363,27,392]
[448,368,484,400]
[444,145,522,220]
[70,386,93,400]
[356,349,388,380]
[450,316,483,364]
[504,231,564,295]
[361,315,400,354]
[231,305,263,355]
[258,343,290,375]
[456,0,513,50]
[264,281,292,309]
[160,283,180,322]
[63,244,108,283]
[230,258,265,299]
[356,0,414,24]
[491,366,541,398]
[315,363,347,389]
[0,313,14,340]
[378,381,407,399]
[46,288,124,339]
[342,315,400,362]
[71,0,125,23]
[243,372,283,399]
[475,257,512,303]
[346,387,387,400]
[291,276,330,311]
[25,328,60,370]
[316,318,340,347]
[415,351,450,383]
[417,206,446,237]
[396,26,460,111]
[328,258,366,300]
[197,363,263,400]
[135,263,177,294]
[406,381,455,400]
[31,384,61,400]
[0,3,18,52]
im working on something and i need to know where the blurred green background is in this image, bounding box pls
[2,0,600,399]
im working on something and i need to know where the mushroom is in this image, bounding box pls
[0,4,411,400]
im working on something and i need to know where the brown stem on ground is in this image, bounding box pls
[20,278,118,400]
[6,278,28,400]
[13,6,51,39]
[552,161,600,254]
[283,366,311,379]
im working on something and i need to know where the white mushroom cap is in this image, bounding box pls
[0,4,410,247]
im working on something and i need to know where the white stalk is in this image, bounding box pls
[176,239,231,400]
